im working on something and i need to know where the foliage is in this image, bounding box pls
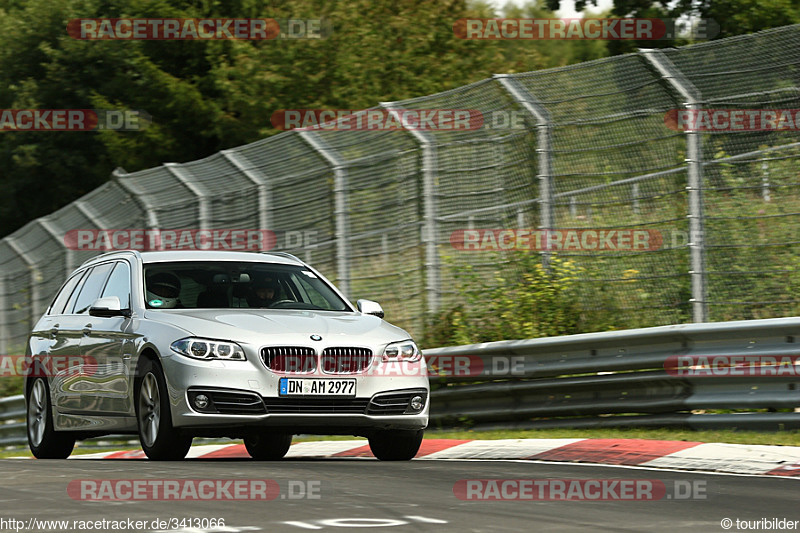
[0,0,611,238]
[422,252,587,346]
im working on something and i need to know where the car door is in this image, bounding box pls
[79,260,135,414]
[48,267,93,413]
[54,262,114,414]
[30,270,86,398]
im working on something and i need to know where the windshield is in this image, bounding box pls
[142,261,350,311]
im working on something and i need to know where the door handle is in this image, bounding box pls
[49,327,59,338]
[83,324,92,336]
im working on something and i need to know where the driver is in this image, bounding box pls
[146,272,182,309]
[246,279,280,308]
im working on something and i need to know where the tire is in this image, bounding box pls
[368,429,424,461]
[26,377,75,459]
[244,432,293,460]
[135,357,192,460]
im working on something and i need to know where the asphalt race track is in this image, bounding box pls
[0,458,797,532]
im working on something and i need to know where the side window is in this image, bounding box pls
[101,262,131,309]
[49,271,86,315]
[70,262,115,314]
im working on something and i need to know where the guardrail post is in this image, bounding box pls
[494,74,555,269]
[165,163,210,231]
[113,168,160,230]
[0,275,7,355]
[72,199,115,270]
[38,218,74,276]
[298,131,351,298]
[5,237,40,329]
[222,150,273,238]
[641,49,707,322]
[381,102,440,314]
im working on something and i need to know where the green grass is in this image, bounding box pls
[425,427,800,446]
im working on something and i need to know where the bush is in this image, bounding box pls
[422,252,586,346]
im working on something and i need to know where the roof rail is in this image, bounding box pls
[79,249,141,268]
[260,251,305,264]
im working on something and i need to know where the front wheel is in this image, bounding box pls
[26,378,75,459]
[135,358,192,460]
[368,429,423,461]
[244,432,293,460]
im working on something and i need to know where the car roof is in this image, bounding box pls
[79,250,303,269]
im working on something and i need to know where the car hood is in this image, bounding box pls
[143,308,412,348]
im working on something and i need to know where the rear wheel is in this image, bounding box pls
[368,429,423,461]
[135,358,192,460]
[244,432,293,460]
[26,378,75,459]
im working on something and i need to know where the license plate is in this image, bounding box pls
[279,378,356,396]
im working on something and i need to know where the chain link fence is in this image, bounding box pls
[2,25,800,352]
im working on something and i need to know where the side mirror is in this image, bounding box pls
[357,299,384,319]
[89,296,131,318]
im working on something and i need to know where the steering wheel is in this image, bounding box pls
[268,299,295,308]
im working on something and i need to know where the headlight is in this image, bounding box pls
[170,338,246,361]
[382,340,421,362]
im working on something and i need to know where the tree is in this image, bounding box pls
[0,0,609,237]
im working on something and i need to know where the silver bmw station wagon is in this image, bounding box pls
[25,250,429,460]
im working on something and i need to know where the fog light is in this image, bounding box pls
[410,395,424,411]
[194,394,210,409]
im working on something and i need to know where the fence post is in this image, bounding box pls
[71,201,105,269]
[5,237,40,329]
[298,130,351,298]
[222,150,273,238]
[113,168,160,230]
[494,74,555,268]
[0,275,6,355]
[165,163,210,231]
[641,49,707,323]
[381,102,441,314]
[37,218,73,277]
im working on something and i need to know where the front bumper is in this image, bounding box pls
[160,351,430,434]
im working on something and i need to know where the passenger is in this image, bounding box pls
[146,272,182,309]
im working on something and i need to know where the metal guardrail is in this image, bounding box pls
[425,317,800,430]
[2,317,799,447]
[0,394,25,446]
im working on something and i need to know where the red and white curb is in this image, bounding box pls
[68,438,800,477]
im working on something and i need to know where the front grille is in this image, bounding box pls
[368,390,427,415]
[321,347,373,373]
[264,397,370,414]
[261,346,317,373]
[187,389,266,415]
